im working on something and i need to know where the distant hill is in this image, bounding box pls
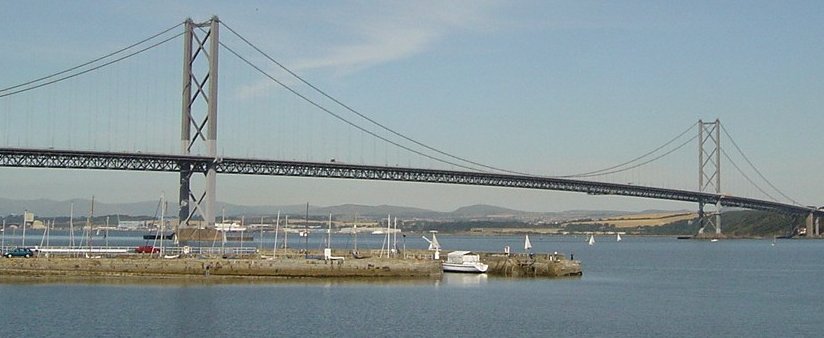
[451,204,522,216]
[0,197,680,223]
[314,204,441,218]
[0,198,801,236]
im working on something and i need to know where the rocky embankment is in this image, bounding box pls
[480,252,582,277]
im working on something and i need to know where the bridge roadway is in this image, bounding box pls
[0,147,818,216]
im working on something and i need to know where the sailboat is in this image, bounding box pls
[272,210,280,258]
[323,213,344,262]
[587,234,595,246]
[524,234,532,251]
[616,233,622,242]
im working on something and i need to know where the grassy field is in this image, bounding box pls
[565,212,698,228]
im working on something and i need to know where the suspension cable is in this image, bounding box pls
[720,123,801,205]
[721,149,778,201]
[219,41,487,172]
[0,32,183,99]
[220,21,541,176]
[0,22,183,94]
[560,123,697,178]
[573,134,698,178]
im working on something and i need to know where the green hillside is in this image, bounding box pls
[639,210,805,237]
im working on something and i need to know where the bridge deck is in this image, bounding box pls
[0,147,816,216]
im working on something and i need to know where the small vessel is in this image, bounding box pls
[616,233,622,242]
[524,234,532,251]
[588,234,595,245]
[215,222,247,232]
[442,251,488,273]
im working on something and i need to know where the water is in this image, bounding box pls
[1,234,823,337]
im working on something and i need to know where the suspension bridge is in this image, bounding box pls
[1,17,820,236]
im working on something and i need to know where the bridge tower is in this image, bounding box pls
[179,16,219,228]
[698,119,722,236]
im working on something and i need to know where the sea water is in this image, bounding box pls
[1,234,823,337]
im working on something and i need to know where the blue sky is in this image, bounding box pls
[1,1,822,213]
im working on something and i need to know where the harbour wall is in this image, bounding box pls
[0,249,581,279]
[0,256,442,279]
[479,252,582,277]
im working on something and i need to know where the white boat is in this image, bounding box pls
[215,222,247,232]
[442,251,488,273]
[588,234,595,245]
[524,235,532,251]
[616,233,622,242]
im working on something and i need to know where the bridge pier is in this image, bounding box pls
[179,164,191,223]
[715,200,722,235]
[806,212,818,238]
[696,200,723,238]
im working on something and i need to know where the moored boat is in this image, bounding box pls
[442,251,488,273]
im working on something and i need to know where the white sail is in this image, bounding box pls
[616,233,622,242]
[524,234,532,250]
[588,234,595,245]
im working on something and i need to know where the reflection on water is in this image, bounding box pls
[0,274,440,287]
[441,272,488,287]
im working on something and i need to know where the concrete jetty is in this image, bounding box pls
[0,255,441,279]
[0,249,581,280]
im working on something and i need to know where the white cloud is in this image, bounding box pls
[289,1,503,75]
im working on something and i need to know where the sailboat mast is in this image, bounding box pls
[69,202,75,247]
[87,196,95,251]
[327,213,332,249]
[353,221,358,253]
[283,215,289,249]
[160,196,166,256]
[386,214,391,257]
[304,203,309,255]
[105,216,109,248]
[273,211,280,256]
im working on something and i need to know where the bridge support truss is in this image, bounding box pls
[698,119,722,236]
[179,16,219,228]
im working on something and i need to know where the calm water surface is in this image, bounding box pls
[1,234,822,337]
